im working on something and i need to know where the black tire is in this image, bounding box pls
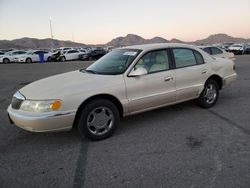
[60,56,66,62]
[47,57,52,62]
[197,79,219,108]
[77,99,119,141]
[3,58,10,63]
[26,58,32,63]
[88,56,93,61]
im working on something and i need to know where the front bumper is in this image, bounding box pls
[228,50,243,55]
[7,105,76,132]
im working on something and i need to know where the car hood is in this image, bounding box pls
[19,70,123,100]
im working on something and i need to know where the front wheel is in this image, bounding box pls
[60,56,66,62]
[77,99,119,141]
[3,58,10,63]
[197,80,219,108]
[47,57,52,62]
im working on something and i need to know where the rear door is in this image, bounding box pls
[172,48,207,102]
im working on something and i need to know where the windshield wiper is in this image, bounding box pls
[81,69,98,74]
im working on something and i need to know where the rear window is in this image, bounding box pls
[193,50,204,64]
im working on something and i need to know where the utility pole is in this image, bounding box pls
[49,17,54,39]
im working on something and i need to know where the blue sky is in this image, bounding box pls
[0,0,250,44]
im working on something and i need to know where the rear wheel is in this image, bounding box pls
[77,99,119,141]
[197,79,219,108]
[26,58,32,63]
[47,57,52,62]
[3,58,10,63]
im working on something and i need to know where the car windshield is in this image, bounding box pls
[85,49,141,75]
[5,51,12,56]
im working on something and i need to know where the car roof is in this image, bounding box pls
[121,43,198,51]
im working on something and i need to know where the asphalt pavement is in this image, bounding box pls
[0,57,250,188]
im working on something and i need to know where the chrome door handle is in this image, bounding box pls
[202,70,207,74]
[164,77,173,82]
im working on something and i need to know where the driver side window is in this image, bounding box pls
[135,50,169,74]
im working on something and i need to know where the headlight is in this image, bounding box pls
[20,100,62,112]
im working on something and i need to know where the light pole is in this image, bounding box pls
[49,17,54,39]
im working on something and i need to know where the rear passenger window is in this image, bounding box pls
[173,48,197,68]
[211,47,223,55]
[193,50,204,64]
[203,47,211,55]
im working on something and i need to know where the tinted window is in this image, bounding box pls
[135,50,169,74]
[173,48,197,68]
[211,47,223,55]
[193,50,204,64]
[203,47,211,55]
[67,50,76,53]
[34,51,43,54]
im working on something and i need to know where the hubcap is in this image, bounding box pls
[87,107,114,136]
[204,84,217,104]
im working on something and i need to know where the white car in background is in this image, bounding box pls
[8,43,237,140]
[59,49,86,61]
[14,50,55,63]
[228,44,245,55]
[199,46,234,59]
[0,50,27,63]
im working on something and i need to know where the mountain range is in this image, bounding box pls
[0,34,249,50]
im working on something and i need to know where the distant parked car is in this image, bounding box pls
[47,50,62,62]
[59,50,85,62]
[79,49,106,60]
[222,42,234,52]
[14,50,54,63]
[244,45,250,54]
[0,50,27,63]
[228,44,245,55]
[199,46,234,59]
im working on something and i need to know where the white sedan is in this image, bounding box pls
[14,50,55,63]
[199,46,234,59]
[228,44,245,55]
[59,50,86,61]
[0,50,27,63]
[8,43,237,140]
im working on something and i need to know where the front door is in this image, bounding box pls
[124,49,176,114]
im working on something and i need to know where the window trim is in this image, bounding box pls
[170,47,205,69]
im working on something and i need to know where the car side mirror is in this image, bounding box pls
[129,67,148,77]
